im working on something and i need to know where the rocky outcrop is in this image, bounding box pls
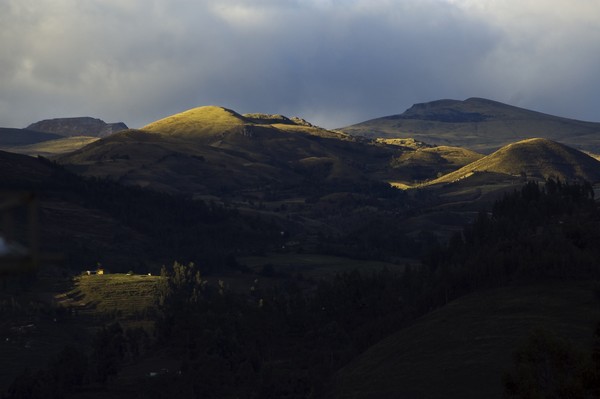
[26,117,128,138]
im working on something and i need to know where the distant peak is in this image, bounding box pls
[26,117,128,138]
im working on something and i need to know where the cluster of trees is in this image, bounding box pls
[421,179,600,307]
[4,323,149,399]
[504,326,600,398]
[146,262,419,398]
[142,179,600,397]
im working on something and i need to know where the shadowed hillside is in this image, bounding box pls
[339,98,600,153]
[331,282,600,399]
[428,138,600,185]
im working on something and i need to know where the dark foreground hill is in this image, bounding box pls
[339,98,600,153]
[331,282,600,399]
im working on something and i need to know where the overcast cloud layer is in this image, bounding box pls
[1,0,599,129]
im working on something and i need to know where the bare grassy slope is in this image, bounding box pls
[332,282,600,399]
[0,128,61,147]
[339,98,600,153]
[4,136,99,157]
[143,106,347,141]
[429,138,600,184]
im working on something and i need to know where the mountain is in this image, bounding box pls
[429,138,600,185]
[142,106,347,141]
[58,106,405,196]
[338,98,600,153]
[27,117,128,138]
[0,127,62,147]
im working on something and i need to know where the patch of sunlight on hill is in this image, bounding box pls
[388,181,413,190]
[58,273,162,319]
[142,106,246,137]
[2,136,100,156]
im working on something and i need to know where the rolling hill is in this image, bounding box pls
[331,281,600,399]
[0,128,62,147]
[339,98,600,153]
[382,139,484,182]
[58,106,406,196]
[2,136,100,157]
[0,117,125,156]
[428,138,600,185]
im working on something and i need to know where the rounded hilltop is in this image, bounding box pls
[142,106,246,138]
[141,105,343,141]
[430,138,600,184]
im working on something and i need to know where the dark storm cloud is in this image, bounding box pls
[1,0,599,129]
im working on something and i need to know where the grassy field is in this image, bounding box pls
[331,281,600,399]
[59,273,162,319]
[0,273,162,393]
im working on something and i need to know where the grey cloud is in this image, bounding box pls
[1,0,599,130]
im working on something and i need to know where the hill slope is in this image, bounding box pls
[3,136,100,157]
[0,128,61,147]
[332,282,600,399]
[429,138,600,185]
[382,139,484,182]
[59,106,403,196]
[339,98,600,153]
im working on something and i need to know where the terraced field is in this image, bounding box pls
[59,274,161,319]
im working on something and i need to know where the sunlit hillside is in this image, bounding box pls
[428,138,600,185]
[58,273,161,319]
[142,106,247,139]
[388,144,484,182]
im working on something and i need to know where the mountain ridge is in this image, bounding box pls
[338,97,600,153]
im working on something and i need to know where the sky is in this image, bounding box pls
[1,0,599,129]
